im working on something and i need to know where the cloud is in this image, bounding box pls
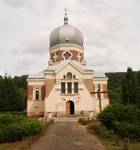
[14,30,49,56]
[0,0,140,76]
[2,0,28,8]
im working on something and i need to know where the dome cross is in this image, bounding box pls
[64,8,68,25]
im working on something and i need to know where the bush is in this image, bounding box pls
[87,122,112,139]
[0,111,26,116]
[0,114,44,143]
[78,118,95,126]
[98,104,140,140]
[113,121,140,139]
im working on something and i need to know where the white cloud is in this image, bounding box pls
[0,0,140,76]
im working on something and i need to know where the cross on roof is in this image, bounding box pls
[53,53,58,61]
[77,52,81,61]
[64,8,68,15]
[91,84,108,112]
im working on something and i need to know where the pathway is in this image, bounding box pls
[28,122,105,150]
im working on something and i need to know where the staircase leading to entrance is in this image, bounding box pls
[52,115,87,122]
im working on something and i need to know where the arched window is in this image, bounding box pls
[63,51,71,60]
[67,72,72,80]
[35,91,39,100]
[73,75,76,79]
[63,75,66,80]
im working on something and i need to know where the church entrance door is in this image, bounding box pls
[66,101,75,115]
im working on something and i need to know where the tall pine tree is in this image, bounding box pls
[0,75,25,111]
[136,71,140,107]
[121,67,140,106]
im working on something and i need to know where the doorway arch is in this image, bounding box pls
[66,101,75,115]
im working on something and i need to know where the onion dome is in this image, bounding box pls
[49,10,84,48]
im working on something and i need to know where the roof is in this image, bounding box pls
[93,72,108,80]
[28,71,44,79]
[44,60,94,74]
[28,60,107,80]
[50,24,83,48]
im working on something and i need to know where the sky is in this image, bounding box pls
[0,0,140,76]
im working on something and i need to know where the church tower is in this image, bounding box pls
[49,11,84,65]
[27,11,109,117]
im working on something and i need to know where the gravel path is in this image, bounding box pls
[28,122,105,150]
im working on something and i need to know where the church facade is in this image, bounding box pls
[27,12,109,118]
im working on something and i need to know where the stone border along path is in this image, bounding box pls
[28,121,105,150]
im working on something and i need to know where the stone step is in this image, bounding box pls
[52,117,87,122]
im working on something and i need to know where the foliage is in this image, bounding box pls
[0,75,27,111]
[0,111,26,116]
[78,118,95,126]
[87,122,113,139]
[121,67,140,105]
[106,68,140,106]
[105,72,126,103]
[98,104,140,140]
[79,118,113,139]
[0,114,44,143]
[113,121,140,139]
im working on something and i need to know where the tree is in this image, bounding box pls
[136,71,140,107]
[121,67,140,105]
[137,70,140,86]
[105,72,125,103]
[0,75,26,111]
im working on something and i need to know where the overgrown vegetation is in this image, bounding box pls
[78,118,95,126]
[98,104,140,140]
[0,114,44,143]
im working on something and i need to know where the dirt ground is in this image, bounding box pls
[27,121,105,150]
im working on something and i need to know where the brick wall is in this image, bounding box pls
[28,86,33,100]
[103,84,108,99]
[51,50,84,63]
[83,79,94,96]
[45,79,56,97]
[41,85,45,100]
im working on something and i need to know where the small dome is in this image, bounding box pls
[49,12,84,48]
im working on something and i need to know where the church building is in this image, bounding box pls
[27,12,109,117]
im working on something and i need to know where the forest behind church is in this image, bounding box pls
[0,68,140,111]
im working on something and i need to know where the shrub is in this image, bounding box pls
[87,122,112,139]
[98,104,140,140]
[113,121,140,139]
[78,118,95,126]
[0,114,44,143]
[0,111,26,116]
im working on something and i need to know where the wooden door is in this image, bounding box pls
[66,101,70,114]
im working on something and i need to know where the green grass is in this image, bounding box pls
[102,136,140,150]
